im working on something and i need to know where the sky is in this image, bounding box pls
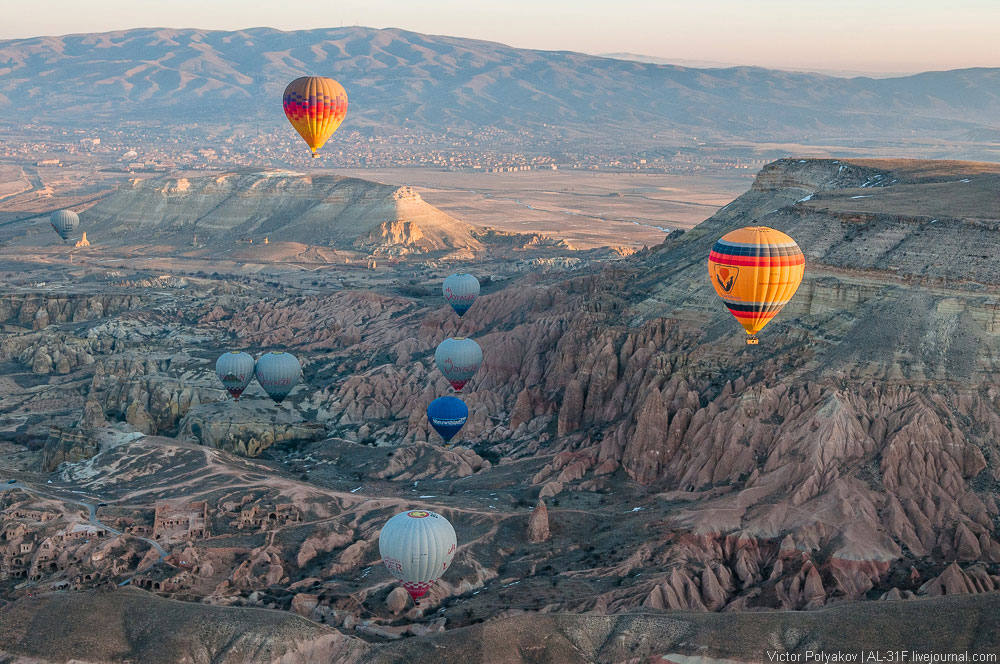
[1,0,998,74]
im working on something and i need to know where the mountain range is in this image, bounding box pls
[597,52,916,79]
[1,27,998,145]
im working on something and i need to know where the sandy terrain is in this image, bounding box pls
[336,168,752,248]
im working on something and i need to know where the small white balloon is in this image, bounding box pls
[442,273,480,316]
[215,351,255,400]
[434,337,483,393]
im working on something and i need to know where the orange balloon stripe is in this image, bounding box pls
[283,76,348,153]
[707,226,804,337]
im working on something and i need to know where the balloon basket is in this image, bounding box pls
[746,336,759,345]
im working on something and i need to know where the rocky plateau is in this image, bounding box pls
[2,157,1000,662]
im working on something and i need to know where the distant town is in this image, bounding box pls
[0,122,766,177]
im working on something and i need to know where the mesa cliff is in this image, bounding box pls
[78,171,485,254]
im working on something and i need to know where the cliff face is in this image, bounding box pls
[79,172,484,254]
[0,293,143,330]
[178,402,325,456]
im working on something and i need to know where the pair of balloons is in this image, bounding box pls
[434,275,483,391]
[215,351,301,404]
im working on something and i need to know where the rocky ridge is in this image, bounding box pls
[206,158,1000,612]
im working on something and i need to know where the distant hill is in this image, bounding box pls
[73,170,484,255]
[597,52,916,79]
[0,27,998,145]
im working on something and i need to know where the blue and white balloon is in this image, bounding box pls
[426,396,468,442]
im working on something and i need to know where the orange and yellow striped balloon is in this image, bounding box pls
[707,226,804,344]
[282,76,348,158]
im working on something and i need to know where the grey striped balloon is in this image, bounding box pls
[254,351,301,404]
[50,210,79,241]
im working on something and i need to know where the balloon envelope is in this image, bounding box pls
[442,273,480,316]
[216,351,255,400]
[379,509,457,602]
[434,337,482,392]
[254,351,301,403]
[50,210,79,241]
[426,396,468,442]
[283,76,348,158]
[707,226,804,344]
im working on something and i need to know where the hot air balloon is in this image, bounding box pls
[379,509,457,606]
[434,337,482,392]
[442,273,480,317]
[215,351,255,401]
[707,226,804,345]
[50,210,79,242]
[426,396,468,443]
[254,351,301,404]
[282,76,348,158]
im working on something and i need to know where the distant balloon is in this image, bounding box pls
[426,396,468,443]
[50,210,79,241]
[254,351,301,403]
[442,273,480,316]
[707,226,804,345]
[434,337,482,392]
[215,351,255,401]
[282,76,348,159]
[379,509,457,605]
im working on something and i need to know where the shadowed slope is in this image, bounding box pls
[0,587,368,664]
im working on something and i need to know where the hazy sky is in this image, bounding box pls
[2,0,998,73]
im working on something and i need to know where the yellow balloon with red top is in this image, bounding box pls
[707,226,804,345]
[282,76,348,158]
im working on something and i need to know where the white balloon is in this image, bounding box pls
[254,351,301,403]
[434,337,483,392]
[379,509,457,604]
[442,273,480,316]
[215,351,255,400]
[50,209,79,241]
